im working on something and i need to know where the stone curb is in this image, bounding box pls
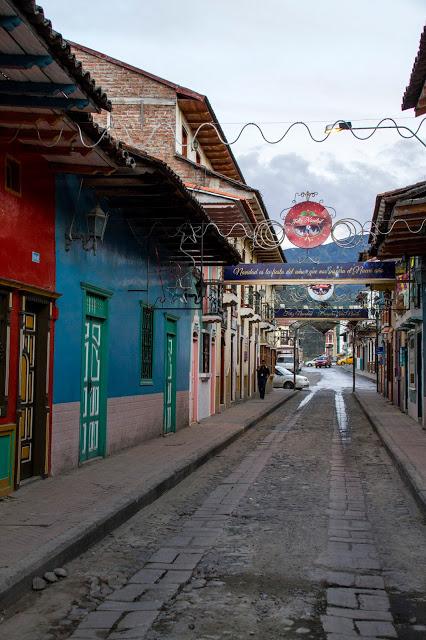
[0,391,297,607]
[354,392,426,516]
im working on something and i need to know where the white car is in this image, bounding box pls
[273,366,310,390]
[304,358,317,367]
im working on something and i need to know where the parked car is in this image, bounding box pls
[337,355,353,365]
[276,355,302,373]
[304,358,317,367]
[315,355,332,368]
[273,366,309,390]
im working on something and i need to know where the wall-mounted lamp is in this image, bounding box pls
[65,203,109,254]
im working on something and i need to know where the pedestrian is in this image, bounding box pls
[257,359,270,399]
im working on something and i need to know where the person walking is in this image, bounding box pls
[257,359,270,399]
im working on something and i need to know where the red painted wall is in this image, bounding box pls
[0,152,55,291]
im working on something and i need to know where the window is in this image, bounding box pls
[201,331,210,374]
[140,304,154,383]
[195,150,201,164]
[5,156,21,196]
[181,126,188,158]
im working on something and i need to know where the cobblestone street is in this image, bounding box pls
[1,368,425,640]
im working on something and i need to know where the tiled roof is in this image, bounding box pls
[13,0,111,111]
[402,25,426,110]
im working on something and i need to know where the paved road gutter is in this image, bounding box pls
[0,390,297,607]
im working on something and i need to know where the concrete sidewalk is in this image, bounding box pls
[341,364,376,383]
[355,390,426,514]
[0,389,296,606]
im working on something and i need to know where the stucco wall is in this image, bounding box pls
[52,175,192,473]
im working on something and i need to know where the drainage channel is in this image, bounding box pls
[318,390,397,639]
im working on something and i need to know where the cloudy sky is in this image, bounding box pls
[43,0,426,234]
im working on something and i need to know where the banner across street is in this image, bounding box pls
[223,261,396,285]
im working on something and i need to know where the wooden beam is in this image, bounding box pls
[47,163,115,175]
[94,186,177,197]
[0,15,22,31]
[0,54,53,69]
[85,177,162,187]
[0,81,77,96]
[0,95,89,109]
[0,142,93,157]
[0,129,77,143]
[0,112,62,126]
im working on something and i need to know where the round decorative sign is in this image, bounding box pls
[284,201,332,248]
[307,283,335,302]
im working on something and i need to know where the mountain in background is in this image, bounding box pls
[278,235,370,309]
[284,234,369,264]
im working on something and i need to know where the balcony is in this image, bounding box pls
[202,281,224,324]
[240,286,255,318]
[223,283,239,307]
[260,302,276,330]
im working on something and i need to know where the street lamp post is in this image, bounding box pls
[352,325,357,394]
[375,310,380,393]
[290,321,300,389]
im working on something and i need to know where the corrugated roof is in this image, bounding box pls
[402,25,426,111]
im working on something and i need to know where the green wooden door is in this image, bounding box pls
[163,317,177,434]
[80,289,109,462]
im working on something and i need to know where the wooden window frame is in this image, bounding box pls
[140,302,154,385]
[5,155,21,197]
[181,126,188,158]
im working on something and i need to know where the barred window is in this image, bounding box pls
[140,304,154,383]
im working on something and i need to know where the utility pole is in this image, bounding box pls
[352,325,357,393]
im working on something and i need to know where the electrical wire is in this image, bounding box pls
[190,117,426,147]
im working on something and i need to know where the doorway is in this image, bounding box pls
[417,332,422,420]
[220,334,225,405]
[79,287,110,463]
[191,333,198,423]
[164,316,177,434]
[18,298,50,482]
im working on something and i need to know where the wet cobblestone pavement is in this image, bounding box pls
[1,368,425,639]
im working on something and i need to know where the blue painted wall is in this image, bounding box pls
[54,175,192,404]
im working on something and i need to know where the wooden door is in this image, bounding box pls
[164,317,177,434]
[18,300,49,482]
[191,334,198,423]
[220,335,225,405]
[80,289,109,463]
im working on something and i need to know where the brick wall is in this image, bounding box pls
[72,48,177,161]
[72,47,253,200]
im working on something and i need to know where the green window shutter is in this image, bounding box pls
[140,304,154,383]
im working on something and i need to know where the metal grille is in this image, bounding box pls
[141,305,154,381]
